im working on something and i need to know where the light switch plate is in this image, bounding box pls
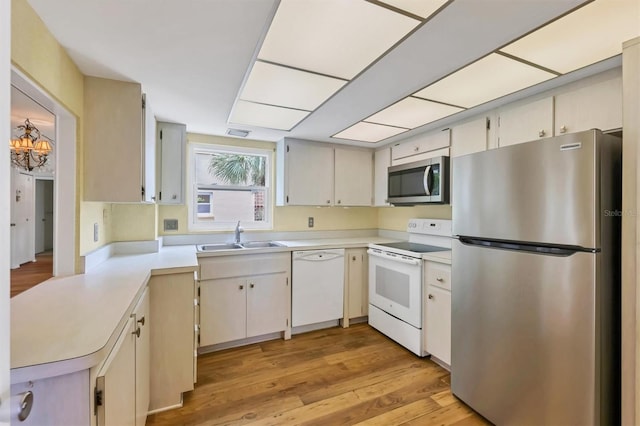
[93,223,99,242]
[164,219,179,231]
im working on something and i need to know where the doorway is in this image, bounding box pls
[10,67,76,296]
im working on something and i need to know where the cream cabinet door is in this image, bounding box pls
[346,248,368,320]
[286,142,334,206]
[84,77,144,202]
[555,73,622,135]
[451,117,488,158]
[157,121,186,204]
[133,288,150,426]
[373,148,391,206]
[334,148,373,206]
[497,97,553,147]
[426,285,451,366]
[200,278,246,346]
[246,273,289,338]
[96,317,136,426]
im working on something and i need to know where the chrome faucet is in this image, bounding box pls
[234,221,243,244]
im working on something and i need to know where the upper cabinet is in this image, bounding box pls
[554,72,622,135]
[450,117,489,158]
[334,147,373,206]
[497,97,554,147]
[156,121,186,204]
[276,138,372,206]
[84,77,155,202]
[373,147,391,207]
[391,129,450,165]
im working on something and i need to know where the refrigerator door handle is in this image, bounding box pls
[423,165,432,196]
[457,236,594,256]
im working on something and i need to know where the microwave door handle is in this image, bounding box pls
[423,165,432,196]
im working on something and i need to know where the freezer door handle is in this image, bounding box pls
[457,236,593,256]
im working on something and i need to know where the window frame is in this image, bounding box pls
[187,142,273,231]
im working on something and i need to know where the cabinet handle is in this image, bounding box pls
[352,256,356,261]
[436,277,444,282]
[172,194,177,200]
[539,130,546,137]
[428,294,434,300]
[337,199,341,204]
[250,283,255,289]
[239,285,244,290]
[326,200,331,204]
[18,391,34,421]
[132,327,141,338]
[560,125,567,134]
[137,316,145,326]
[414,146,419,152]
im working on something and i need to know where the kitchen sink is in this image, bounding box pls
[240,241,285,248]
[197,243,243,251]
[196,241,285,252]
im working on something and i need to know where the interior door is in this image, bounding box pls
[11,171,35,267]
[34,179,53,253]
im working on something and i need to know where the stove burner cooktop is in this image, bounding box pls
[376,242,447,253]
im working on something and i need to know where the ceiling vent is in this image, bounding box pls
[226,128,250,138]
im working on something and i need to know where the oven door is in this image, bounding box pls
[368,248,422,328]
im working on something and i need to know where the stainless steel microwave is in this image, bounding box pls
[387,156,449,205]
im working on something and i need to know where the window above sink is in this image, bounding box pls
[188,143,273,231]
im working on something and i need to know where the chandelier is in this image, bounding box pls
[9,118,53,171]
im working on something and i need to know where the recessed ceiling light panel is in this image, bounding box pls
[501,0,640,74]
[378,0,449,19]
[258,0,420,79]
[229,100,309,131]
[333,121,408,143]
[226,128,250,138]
[240,61,347,111]
[414,53,556,108]
[367,96,463,129]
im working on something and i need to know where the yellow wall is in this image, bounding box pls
[11,0,113,264]
[111,204,157,242]
[157,133,379,235]
[377,205,452,231]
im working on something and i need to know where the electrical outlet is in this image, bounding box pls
[164,219,179,231]
[93,223,99,242]
[308,217,314,228]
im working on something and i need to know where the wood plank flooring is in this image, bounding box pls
[146,324,490,426]
[10,252,53,297]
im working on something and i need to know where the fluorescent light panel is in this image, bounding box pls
[501,0,640,74]
[229,100,309,131]
[414,53,556,108]
[378,0,449,19]
[240,61,347,111]
[333,122,408,143]
[367,96,463,129]
[257,0,419,80]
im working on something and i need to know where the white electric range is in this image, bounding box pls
[367,218,452,356]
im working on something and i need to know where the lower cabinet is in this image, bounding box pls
[343,248,368,328]
[148,272,197,412]
[96,287,150,426]
[424,261,452,367]
[200,273,289,346]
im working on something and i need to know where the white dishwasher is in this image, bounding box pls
[292,249,345,327]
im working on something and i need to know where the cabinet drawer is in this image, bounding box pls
[425,263,451,291]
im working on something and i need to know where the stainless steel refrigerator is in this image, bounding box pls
[451,129,621,425]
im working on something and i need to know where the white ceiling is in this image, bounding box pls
[23,0,634,147]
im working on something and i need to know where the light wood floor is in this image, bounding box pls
[147,323,490,426]
[10,252,53,297]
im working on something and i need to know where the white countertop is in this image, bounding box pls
[10,245,198,383]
